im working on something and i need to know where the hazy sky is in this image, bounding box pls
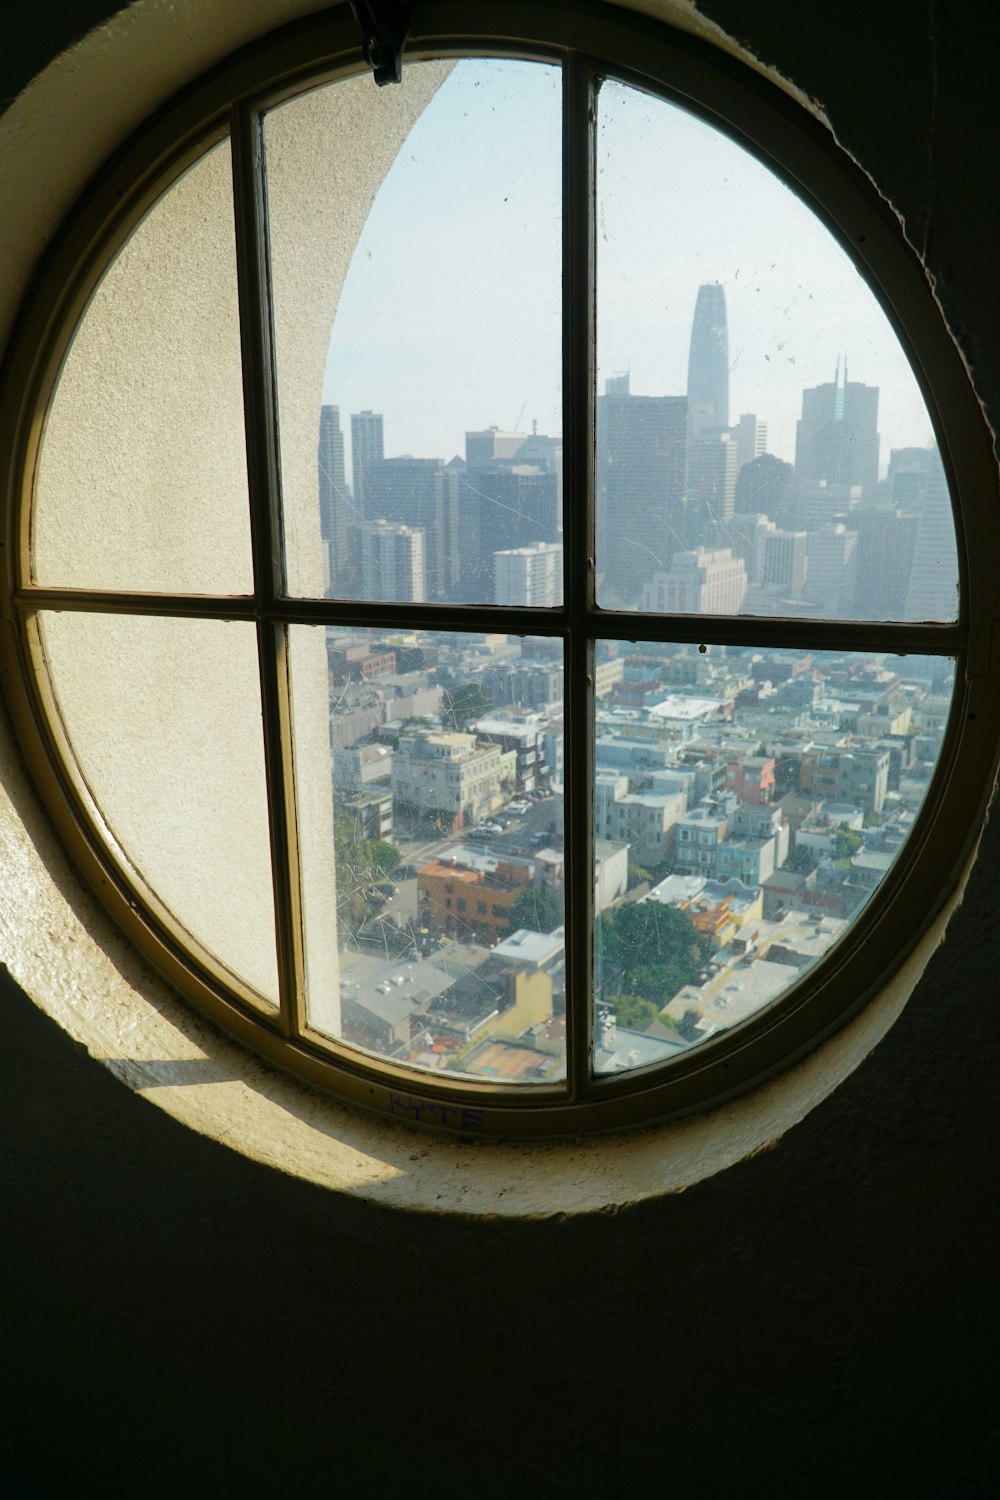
[323,58,935,477]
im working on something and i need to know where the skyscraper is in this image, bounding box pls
[363,456,460,600]
[642,547,747,615]
[318,404,348,585]
[494,541,563,607]
[350,409,384,512]
[598,388,689,606]
[794,365,880,497]
[687,430,739,545]
[686,282,730,439]
[358,520,426,603]
[731,412,768,470]
[904,452,959,621]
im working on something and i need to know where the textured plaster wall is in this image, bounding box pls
[2,2,999,1495]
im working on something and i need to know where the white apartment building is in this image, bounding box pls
[493,541,563,607]
[359,519,426,603]
[391,731,516,825]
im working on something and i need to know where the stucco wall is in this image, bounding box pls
[2,2,999,1494]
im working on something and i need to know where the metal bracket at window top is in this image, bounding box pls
[351,0,412,86]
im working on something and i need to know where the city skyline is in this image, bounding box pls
[322,58,936,476]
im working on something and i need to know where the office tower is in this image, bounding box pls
[463,465,559,595]
[687,430,739,544]
[854,508,918,619]
[734,453,794,523]
[642,547,746,614]
[318,405,349,586]
[756,523,808,595]
[598,389,689,605]
[465,427,529,466]
[804,522,859,616]
[363,456,459,599]
[358,520,426,603]
[731,412,768,471]
[494,541,563,607]
[350,409,384,512]
[686,282,730,439]
[887,446,935,510]
[904,452,959,620]
[794,365,880,496]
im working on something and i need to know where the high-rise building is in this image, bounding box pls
[804,522,859,616]
[733,452,795,524]
[904,452,959,621]
[350,409,384,512]
[464,427,529,466]
[686,282,730,439]
[756,523,807,595]
[357,520,426,603]
[318,405,349,587]
[794,366,880,497]
[854,508,918,619]
[687,430,739,544]
[494,541,563,607]
[642,547,747,615]
[598,387,689,605]
[887,446,935,510]
[460,464,559,598]
[363,456,460,600]
[731,412,768,471]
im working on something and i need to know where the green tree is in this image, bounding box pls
[833,827,863,862]
[598,901,703,1006]
[442,682,495,731]
[508,882,563,934]
[333,817,405,933]
[369,839,401,875]
[608,994,661,1028]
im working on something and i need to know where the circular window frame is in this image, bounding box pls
[1,0,998,1141]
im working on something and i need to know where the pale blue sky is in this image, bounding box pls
[323,58,934,475]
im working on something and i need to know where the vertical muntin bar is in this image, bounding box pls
[561,54,598,1100]
[230,103,305,1038]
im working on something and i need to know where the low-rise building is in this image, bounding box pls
[604,790,687,868]
[417,852,532,946]
[339,790,392,842]
[471,713,548,792]
[392,730,516,828]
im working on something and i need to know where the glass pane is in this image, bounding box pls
[593,641,955,1075]
[266,60,562,604]
[33,142,254,595]
[39,613,278,1002]
[289,625,566,1082]
[596,79,957,623]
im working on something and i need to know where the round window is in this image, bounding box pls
[1,3,996,1136]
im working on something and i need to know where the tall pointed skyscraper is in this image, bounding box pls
[686,282,730,439]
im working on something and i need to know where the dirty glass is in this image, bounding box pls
[595,78,958,624]
[289,624,566,1082]
[267,59,563,605]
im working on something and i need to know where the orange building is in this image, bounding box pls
[726,756,776,804]
[417,854,532,947]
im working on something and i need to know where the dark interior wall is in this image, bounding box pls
[2,4,998,1496]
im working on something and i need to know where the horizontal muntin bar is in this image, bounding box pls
[17,586,966,656]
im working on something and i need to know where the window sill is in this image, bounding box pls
[0,698,975,1216]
